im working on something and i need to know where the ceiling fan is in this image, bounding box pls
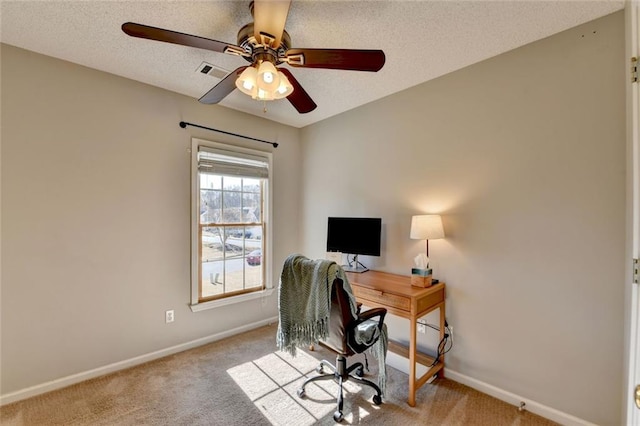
[122,0,385,114]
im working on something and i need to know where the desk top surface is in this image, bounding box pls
[345,270,445,298]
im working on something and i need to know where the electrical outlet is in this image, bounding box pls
[417,323,426,334]
[165,310,174,323]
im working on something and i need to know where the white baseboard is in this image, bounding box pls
[0,316,279,406]
[384,350,593,425]
[445,369,597,426]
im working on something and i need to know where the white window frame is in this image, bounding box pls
[190,138,274,312]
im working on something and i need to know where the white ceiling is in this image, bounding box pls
[0,0,624,128]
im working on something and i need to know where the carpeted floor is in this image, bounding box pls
[0,324,558,425]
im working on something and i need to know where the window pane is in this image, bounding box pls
[200,190,221,224]
[223,176,242,191]
[222,190,243,223]
[242,193,261,222]
[223,259,246,293]
[244,247,262,290]
[245,225,262,241]
[202,226,224,261]
[225,226,244,239]
[243,178,261,193]
[224,227,245,258]
[201,260,224,298]
[200,174,222,190]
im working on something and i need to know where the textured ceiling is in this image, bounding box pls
[0,0,624,128]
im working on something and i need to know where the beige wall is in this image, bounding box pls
[300,11,626,425]
[1,44,301,394]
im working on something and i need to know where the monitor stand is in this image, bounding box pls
[342,254,369,273]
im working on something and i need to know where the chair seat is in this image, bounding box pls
[354,318,382,347]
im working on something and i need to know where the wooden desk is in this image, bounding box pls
[346,270,446,407]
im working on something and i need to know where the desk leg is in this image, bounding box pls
[408,314,417,407]
[438,304,446,378]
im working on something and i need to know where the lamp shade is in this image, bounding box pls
[410,215,444,240]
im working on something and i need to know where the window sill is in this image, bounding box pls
[190,288,275,312]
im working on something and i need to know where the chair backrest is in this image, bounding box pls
[321,278,357,356]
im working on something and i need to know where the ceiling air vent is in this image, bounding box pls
[196,62,229,79]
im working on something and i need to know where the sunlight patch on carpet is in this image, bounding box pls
[227,349,372,425]
[226,361,279,401]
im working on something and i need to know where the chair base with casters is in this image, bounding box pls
[297,353,382,422]
[295,277,386,423]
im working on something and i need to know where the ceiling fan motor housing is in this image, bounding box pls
[237,22,291,66]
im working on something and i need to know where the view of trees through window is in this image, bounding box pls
[199,174,264,300]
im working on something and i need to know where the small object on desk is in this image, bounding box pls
[411,267,432,288]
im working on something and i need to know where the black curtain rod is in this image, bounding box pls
[179,121,278,148]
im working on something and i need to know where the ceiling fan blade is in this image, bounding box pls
[122,22,246,57]
[278,68,317,114]
[199,66,248,104]
[253,0,291,48]
[285,48,385,72]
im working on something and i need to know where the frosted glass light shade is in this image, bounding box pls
[235,63,294,101]
[410,215,444,240]
[256,61,280,92]
[273,71,293,99]
[235,66,258,98]
[256,87,274,101]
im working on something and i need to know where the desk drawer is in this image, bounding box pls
[417,287,445,313]
[353,286,410,312]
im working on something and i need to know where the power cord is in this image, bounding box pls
[417,318,453,367]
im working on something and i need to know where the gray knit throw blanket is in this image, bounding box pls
[276,254,355,356]
[277,254,387,395]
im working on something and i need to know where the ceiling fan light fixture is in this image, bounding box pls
[256,60,280,92]
[273,71,293,99]
[235,62,293,101]
[235,66,258,97]
[256,87,275,101]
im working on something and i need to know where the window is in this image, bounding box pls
[191,139,272,309]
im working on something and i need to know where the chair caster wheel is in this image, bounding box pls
[297,388,306,398]
[316,365,324,374]
[333,411,344,422]
[372,395,382,405]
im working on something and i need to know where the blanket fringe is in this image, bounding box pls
[367,324,388,395]
[277,318,329,356]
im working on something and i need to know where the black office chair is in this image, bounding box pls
[296,277,387,422]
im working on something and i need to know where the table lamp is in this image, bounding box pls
[410,215,444,287]
[410,214,444,257]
